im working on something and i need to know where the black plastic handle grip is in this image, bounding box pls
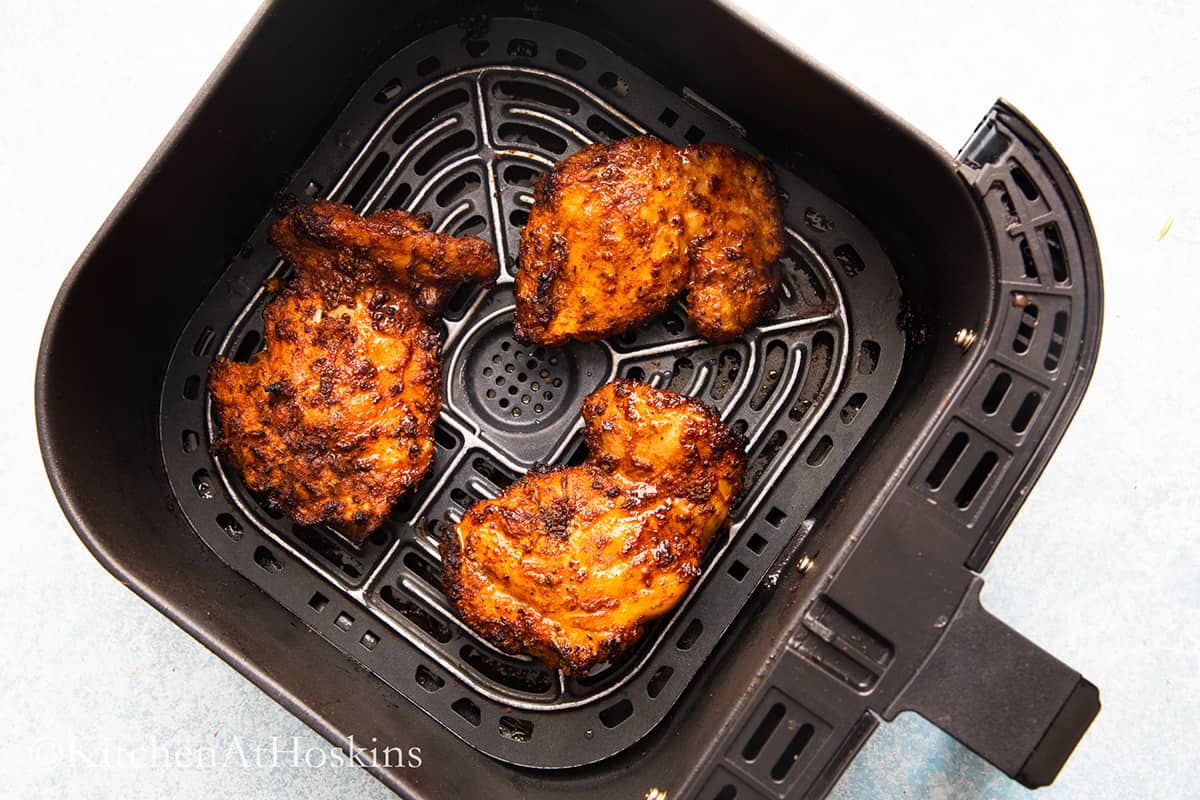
[887,579,1099,787]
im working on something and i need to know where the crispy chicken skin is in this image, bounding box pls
[514,136,784,345]
[209,200,497,543]
[441,379,746,673]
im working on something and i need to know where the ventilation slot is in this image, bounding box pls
[833,244,865,277]
[790,332,834,421]
[598,71,629,97]
[1013,304,1039,354]
[452,698,481,726]
[806,436,833,467]
[1045,310,1068,371]
[587,114,626,142]
[497,122,567,154]
[780,250,828,307]
[507,38,537,58]
[555,48,586,70]
[308,592,329,613]
[509,208,529,227]
[291,525,363,580]
[499,716,534,743]
[216,514,242,541]
[766,507,787,527]
[677,618,703,650]
[955,451,999,509]
[1010,166,1039,201]
[927,432,969,490]
[1018,234,1039,281]
[728,560,749,582]
[360,631,379,651]
[435,172,481,207]
[181,429,199,453]
[982,372,1012,414]
[840,393,866,424]
[232,329,262,363]
[415,130,475,175]
[743,702,785,761]
[415,665,444,692]
[658,107,679,127]
[599,698,633,728]
[770,724,815,781]
[684,125,705,143]
[502,164,540,188]
[385,182,412,210]
[858,340,880,375]
[334,611,355,631]
[493,80,578,114]
[715,786,737,800]
[192,326,215,357]
[380,585,452,643]
[1012,392,1041,434]
[465,39,488,57]
[375,78,404,103]
[391,88,470,145]
[647,666,673,698]
[711,349,742,401]
[416,56,440,76]
[750,341,788,410]
[252,545,283,573]
[803,207,835,233]
[192,469,214,499]
[455,215,487,237]
[1043,224,1069,283]
[460,644,554,694]
[747,533,768,555]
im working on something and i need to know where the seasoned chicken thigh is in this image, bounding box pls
[209,200,497,543]
[514,136,783,345]
[441,380,746,673]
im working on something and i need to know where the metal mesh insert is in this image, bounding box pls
[160,18,905,768]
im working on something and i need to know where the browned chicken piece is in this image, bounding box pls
[441,379,746,673]
[514,135,783,345]
[209,200,497,543]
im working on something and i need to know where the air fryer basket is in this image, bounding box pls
[37,2,1102,799]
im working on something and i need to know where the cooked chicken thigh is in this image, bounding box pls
[209,200,497,543]
[441,379,746,673]
[514,136,783,345]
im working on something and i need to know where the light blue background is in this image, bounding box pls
[3,1,1197,797]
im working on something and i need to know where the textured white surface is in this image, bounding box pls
[2,1,1197,797]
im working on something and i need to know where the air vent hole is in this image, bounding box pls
[743,702,785,761]
[647,666,673,698]
[216,513,243,541]
[840,392,866,424]
[677,618,703,650]
[1012,392,1041,434]
[982,372,1012,415]
[308,592,329,613]
[452,698,481,726]
[555,48,586,70]
[747,533,768,555]
[1013,304,1039,354]
[499,715,534,742]
[415,130,475,176]
[1045,310,1068,370]
[415,665,444,692]
[658,107,679,127]
[253,546,282,573]
[728,560,749,582]
[344,152,389,207]
[1011,166,1039,201]
[955,451,999,509]
[770,723,815,781]
[806,435,833,467]
[416,56,440,76]
[599,698,633,728]
[598,71,629,96]
[927,432,969,490]
[391,88,470,145]
[498,122,567,154]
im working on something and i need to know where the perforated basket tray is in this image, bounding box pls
[37,2,1102,799]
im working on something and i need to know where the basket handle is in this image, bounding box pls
[886,579,1099,787]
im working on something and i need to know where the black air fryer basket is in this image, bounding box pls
[37,2,1102,798]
